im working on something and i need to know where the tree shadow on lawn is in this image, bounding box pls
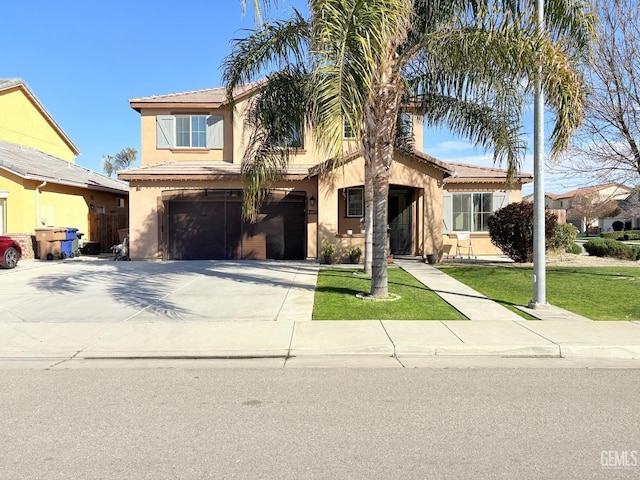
[546,267,638,280]
[319,269,434,294]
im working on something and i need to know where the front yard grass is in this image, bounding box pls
[441,266,640,320]
[313,268,465,320]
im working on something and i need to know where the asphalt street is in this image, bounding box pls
[2,367,639,480]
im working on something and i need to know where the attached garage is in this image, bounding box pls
[164,189,305,260]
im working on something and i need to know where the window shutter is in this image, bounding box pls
[443,192,452,233]
[492,192,508,211]
[206,115,224,149]
[156,115,174,149]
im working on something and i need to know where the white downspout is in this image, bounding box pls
[35,181,47,228]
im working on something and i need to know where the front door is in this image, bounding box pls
[388,187,412,255]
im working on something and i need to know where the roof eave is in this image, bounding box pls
[129,101,225,112]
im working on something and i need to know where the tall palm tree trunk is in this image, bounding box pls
[363,160,373,275]
[365,50,404,297]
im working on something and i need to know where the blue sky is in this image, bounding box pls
[2,0,583,196]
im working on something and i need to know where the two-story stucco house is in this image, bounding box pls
[0,78,129,256]
[120,84,532,262]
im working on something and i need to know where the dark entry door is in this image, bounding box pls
[388,187,412,255]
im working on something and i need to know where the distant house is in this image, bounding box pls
[120,83,532,261]
[0,78,129,257]
[603,188,640,232]
[525,183,632,233]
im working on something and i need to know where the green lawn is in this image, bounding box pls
[313,268,465,320]
[440,266,640,320]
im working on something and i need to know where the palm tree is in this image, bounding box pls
[227,0,594,297]
[103,147,138,178]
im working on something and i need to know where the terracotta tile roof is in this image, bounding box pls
[118,161,312,181]
[129,81,264,111]
[443,161,533,183]
[0,140,127,193]
[549,182,631,199]
[307,148,455,177]
[0,78,80,155]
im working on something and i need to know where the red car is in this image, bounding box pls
[0,236,21,269]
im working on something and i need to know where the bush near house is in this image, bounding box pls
[566,243,583,255]
[583,237,640,260]
[550,223,579,254]
[488,201,557,263]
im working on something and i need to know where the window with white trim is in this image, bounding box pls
[156,114,224,150]
[399,112,412,136]
[282,123,303,149]
[443,191,508,233]
[176,115,206,148]
[343,117,355,139]
[346,188,364,217]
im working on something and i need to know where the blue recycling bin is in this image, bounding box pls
[61,228,78,258]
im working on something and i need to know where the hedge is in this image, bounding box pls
[601,230,640,241]
[583,238,640,260]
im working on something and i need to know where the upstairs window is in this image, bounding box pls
[282,123,303,149]
[156,114,224,150]
[176,115,206,148]
[399,112,412,136]
[343,117,355,139]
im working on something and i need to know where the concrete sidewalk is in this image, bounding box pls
[2,318,640,363]
[1,257,639,364]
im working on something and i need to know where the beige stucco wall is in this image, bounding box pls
[139,93,424,170]
[0,87,76,162]
[317,153,445,261]
[139,107,233,164]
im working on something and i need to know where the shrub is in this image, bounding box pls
[550,223,578,253]
[601,230,640,240]
[488,201,557,263]
[566,243,583,255]
[583,238,639,260]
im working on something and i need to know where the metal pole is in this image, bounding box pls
[530,0,546,307]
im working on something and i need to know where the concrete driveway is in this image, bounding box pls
[0,258,318,323]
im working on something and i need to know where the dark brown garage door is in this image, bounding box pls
[166,190,305,260]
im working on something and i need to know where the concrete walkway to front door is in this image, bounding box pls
[396,259,524,320]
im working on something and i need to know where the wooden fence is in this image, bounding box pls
[88,213,128,252]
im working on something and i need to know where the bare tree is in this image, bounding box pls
[570,191,621,235]
[550,0,640,185]
[103,147,137,178]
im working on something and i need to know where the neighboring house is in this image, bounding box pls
[120,84,532,261]
[0,78,129,256]
[527,183,632,233]
[602,188,640,232]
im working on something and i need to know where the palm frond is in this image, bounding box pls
[222,10,310,107]
[240,68,312,220]
[418,92,526,181]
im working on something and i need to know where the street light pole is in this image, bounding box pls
[530,0,547,307]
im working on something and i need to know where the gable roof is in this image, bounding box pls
[129,81,264,112]
[307,149,455,178]
[0,140,128,194]
[548,182,631,200]
[0,78,80,156]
